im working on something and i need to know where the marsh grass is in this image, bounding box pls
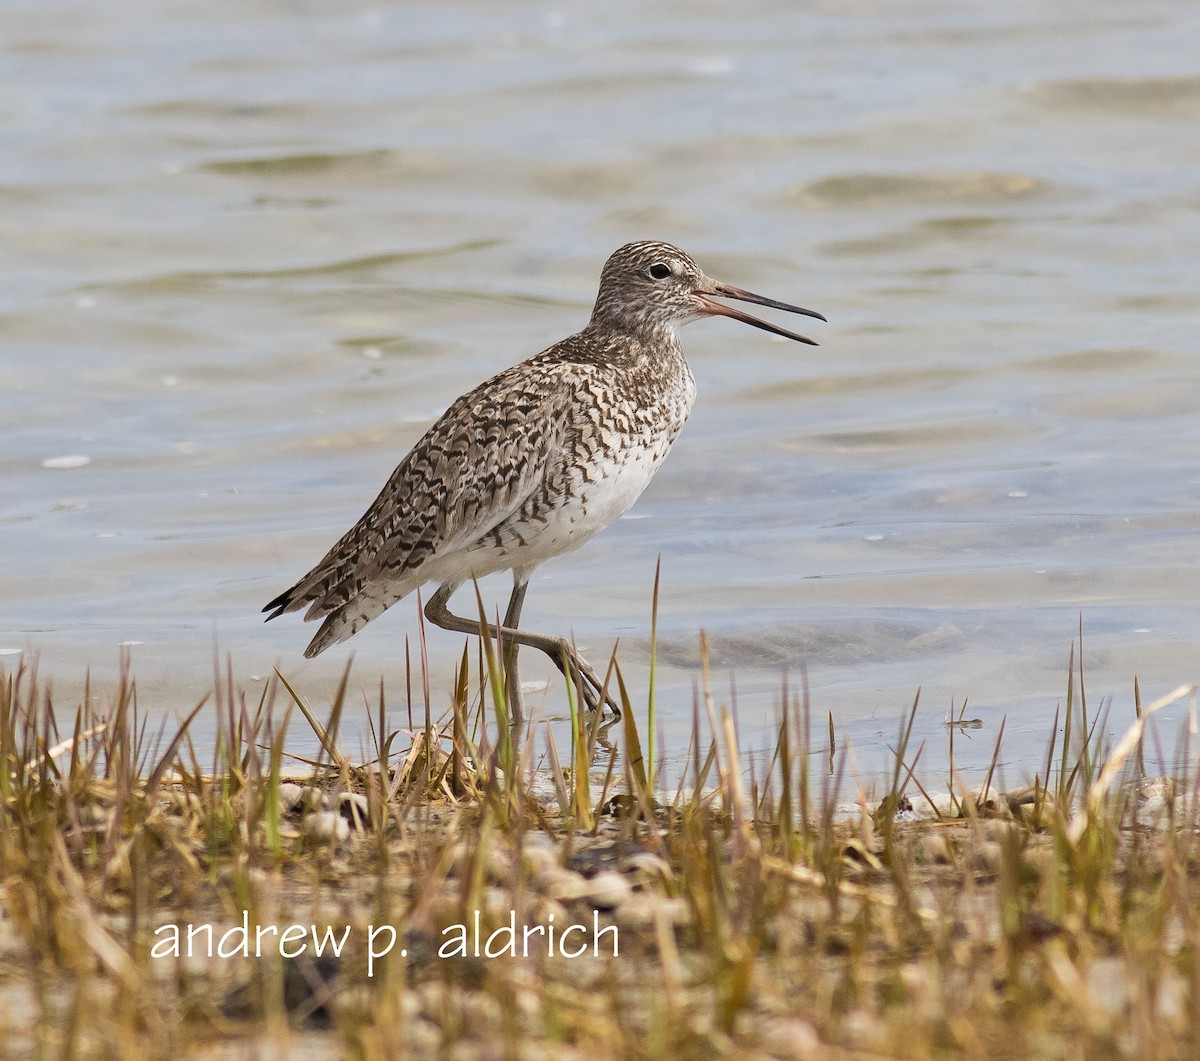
[1,623,1199,1059]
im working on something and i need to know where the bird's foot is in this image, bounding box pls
[562,652,621,718]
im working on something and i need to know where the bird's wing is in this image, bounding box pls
[263,357,576,622]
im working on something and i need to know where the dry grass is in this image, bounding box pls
[2,628,1199,1060]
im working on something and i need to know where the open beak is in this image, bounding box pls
[694,281,826,346]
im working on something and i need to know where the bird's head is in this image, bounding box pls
[589,240,826,344]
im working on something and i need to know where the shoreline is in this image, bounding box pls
[2,654,1198,1057]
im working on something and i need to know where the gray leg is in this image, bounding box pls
[502,575,529,722]
[423,582,620,718]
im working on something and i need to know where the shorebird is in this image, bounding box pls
[264,240,824,720]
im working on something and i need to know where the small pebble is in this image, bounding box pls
[337,791,371,828]
[584,871,632,911]
[615,894,689,928]
[521,843,559,878]
[965,839,1002,874]
[761,1017,822,1058]
[970,785,1006,816]
[406,1018,441,1054]
[1133,776,1176,827]
[538,866,590,901]
[277,782,306,812]
[917,833,953,865]
[303,811,350,843]
[909,792,956,821]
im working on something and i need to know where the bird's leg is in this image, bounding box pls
[512,627,622,719]
[424,583,620,718]
[501,575,529,723]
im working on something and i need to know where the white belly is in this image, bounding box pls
[428,432,674,583]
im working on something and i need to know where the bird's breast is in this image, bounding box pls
[475,372,694,566]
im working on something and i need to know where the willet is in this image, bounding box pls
[264,240,825,720]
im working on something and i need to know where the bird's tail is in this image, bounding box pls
[266,575,411,658]
[263,585,303,622]
[301,607,367,658]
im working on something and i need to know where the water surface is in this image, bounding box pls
[4,0,1200,785]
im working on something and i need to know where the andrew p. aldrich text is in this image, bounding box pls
[152,909,618,977]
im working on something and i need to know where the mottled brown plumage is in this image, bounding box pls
[265,241,824,718]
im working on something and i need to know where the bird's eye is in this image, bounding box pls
[647,262,672,280]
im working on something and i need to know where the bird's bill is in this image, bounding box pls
[694,281,826,346]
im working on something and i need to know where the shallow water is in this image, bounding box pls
[4,0,1200,785]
